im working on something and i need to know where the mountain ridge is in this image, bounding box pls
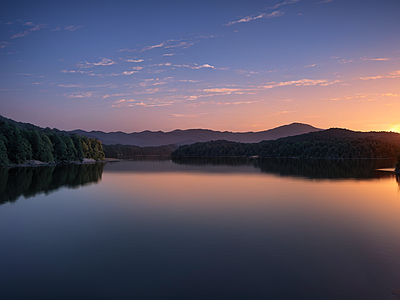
[70,123,323,146]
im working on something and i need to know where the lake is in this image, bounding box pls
[1,158,400,300]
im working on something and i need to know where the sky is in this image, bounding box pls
[1,0,400,133]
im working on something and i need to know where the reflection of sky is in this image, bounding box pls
[0,161,400,299]
[1,0,400,133]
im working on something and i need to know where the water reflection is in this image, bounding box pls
[0,163,105,205]
[172,157,397,179]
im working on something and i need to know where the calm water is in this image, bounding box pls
[1,158,400,300]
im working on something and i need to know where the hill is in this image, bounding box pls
[172,128,400,159]
[71,123,322,146]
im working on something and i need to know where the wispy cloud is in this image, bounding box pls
[117,35,220,53]
[61,69,94,75]
[103,93,131,99]
[225,11,284,26]
[316,0,333,3]
[112,98,172,108]
[338,56,392,64]
[358,69,400,81]
[140,40,194,52]
[78,58,117,68]
[0,41,11,48]
[275,110,297,115]
[64,25,84,31]
[266,0,301,10]
[203,88,244,94]
[10,22,46,39]
[360,57,391,61]
[152,62,217,70]
[65,91,93,98]
[263,78,338,89]
[163,53,175,56]
[124,59,144,63]
[326,93,399,101]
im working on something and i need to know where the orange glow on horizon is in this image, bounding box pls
[389,124,400,133]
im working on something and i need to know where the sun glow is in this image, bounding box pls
[389,124,400,133]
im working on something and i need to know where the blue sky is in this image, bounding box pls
[1,0,400,132]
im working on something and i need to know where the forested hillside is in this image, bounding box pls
[172,128,400,160]
[0,119,104,166]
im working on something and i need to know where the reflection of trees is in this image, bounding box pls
[172,157,396,179]
[254,158,396,179]
[172,157,254,167]
[0,163,105,205]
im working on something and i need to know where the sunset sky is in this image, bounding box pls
[1,0,399,133]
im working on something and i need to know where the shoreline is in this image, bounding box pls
[2,158,105,168]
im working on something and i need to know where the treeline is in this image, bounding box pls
[172,129,400,159]
[103,144,178,158]
[0,120,104,166]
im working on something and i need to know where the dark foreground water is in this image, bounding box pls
[1,158,400,300]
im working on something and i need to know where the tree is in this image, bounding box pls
[0,132,8,166]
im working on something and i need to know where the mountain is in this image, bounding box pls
[71,123,322,146]
[0,115,321,146]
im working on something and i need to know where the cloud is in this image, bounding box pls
[0,41,11,48]
[141,42,166,51]
[263,78,337,89]
[151,62,217,70]
[338,56,392,64]
[64,25,84,31]
[180,79,199,83]
[77,58,117,68]
[216,100,262,106]
[360,57,391,61]
[140,40,195,52]
[120,71,138,75]
[203,88,242,94]
[172,113,203,118]
[164,41,194,49]
[225,11,284,26]
[120,35,220,53]
[266,0,301,9]
[50,27,61,31]
[112,99,172,108]
[65,91,93,98]
[190,63,215,69]
[275,110,297,115]
[59,84,82,87]
[163,53,175,56]
[103,93,130,99]
[125,59,144,62]
[326,93,399,101]
[61,69,94,74]
[10,22,46,39]
[117,48,136,52]
[316,0,333,3]
[358,69,400,81]
[91,58,117,66]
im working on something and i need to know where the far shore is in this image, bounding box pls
[2,158,105,168]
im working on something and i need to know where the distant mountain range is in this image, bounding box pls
[70,123,322,146]
[0,115,321,146]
